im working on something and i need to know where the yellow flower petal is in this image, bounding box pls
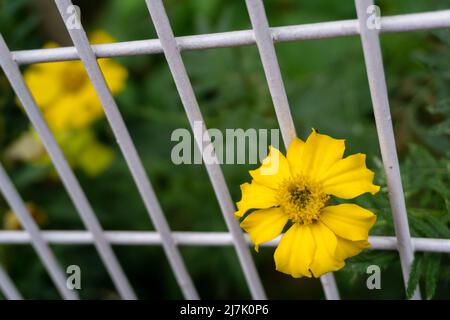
[309,222,344,277]
[78,142,114,176]
[249,145,291,189]
[240,208,288,252]
[286,137,304,173]
[321,153,380,199]
[89,30,117,44]
[274,223,315,278]
[99,59,129,95]
[22,31,127,134]
[293,129,345,180]
[320,204,376,241]
[235,182,279,218]
[43,41,59,49]
[24,64,61,107]
[44,96,75,132]
[335,237,370,261]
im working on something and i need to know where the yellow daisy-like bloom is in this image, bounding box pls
[23,30,128,132]
[235,130,380,278]
[14,31,124,176]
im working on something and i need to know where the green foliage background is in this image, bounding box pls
[0,0,449,299]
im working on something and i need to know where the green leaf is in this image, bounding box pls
[409,215,439,237]
[427,98,450,115]
[424,253,441,300]
[406,255,423,299]
[423,215,450,238]
[430,119,450,135]
[12,165,53,188]
[344,251,398,274]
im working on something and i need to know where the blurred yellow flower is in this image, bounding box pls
[6,128,114,177]
[10,30,124,176]
[56,129,114,177]
[235,130,379,278]
[3,202,47,230]
[23,30,128,132]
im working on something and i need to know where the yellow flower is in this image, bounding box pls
[22,30,128,132]
[14,30,122,176]
[235,129,380,278]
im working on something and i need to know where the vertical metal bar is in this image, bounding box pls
[144,0,267,299]
[320,273,340,300]
[0,264,22,300]
[54,0,198,300]
[0,34,136,300]
[0,163,77,300]
[355,0,420,299]
[245,0,340,300]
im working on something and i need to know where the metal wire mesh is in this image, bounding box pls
[0,0,449,300]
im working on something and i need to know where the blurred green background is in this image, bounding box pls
[0,0,449,299]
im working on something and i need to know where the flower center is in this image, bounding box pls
[277,175,329,225]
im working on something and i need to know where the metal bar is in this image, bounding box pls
[144,0,266,300]
[245,0,339,300]
[355,0,420,300]
[0,265,22,300]
[0,231,448,252]
[245,0,296,145]
[0,164,77,299]
[0,34,135,300]
[320,273,340,300]
[11,10,450,65]
[54,0,198,300]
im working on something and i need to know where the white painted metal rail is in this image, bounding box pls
[0,0,448,300]
[0,231,449,252]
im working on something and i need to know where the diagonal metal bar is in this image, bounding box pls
[244,0,340,300]
[144,0,266,300]
[355,0,420,299]
[0,264,22,300]
[54,0,198,300]
[245,0,297,145]
[0,34,136,300]
[11,10,450,65]
[0,163,77,299]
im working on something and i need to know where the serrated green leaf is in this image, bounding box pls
[424,253,441,300]
[344,251,398,274]
[409,215,440,238]
[407,256,423,299]
[423,215,450,238]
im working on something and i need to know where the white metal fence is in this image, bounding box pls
[0,0,449,300]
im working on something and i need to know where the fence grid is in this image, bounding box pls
[0,0,448,300]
